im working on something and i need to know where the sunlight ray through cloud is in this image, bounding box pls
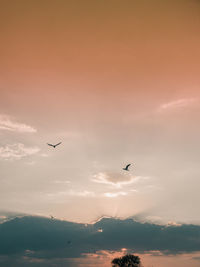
[103,192,128,198]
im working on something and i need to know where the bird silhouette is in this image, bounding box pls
[47,142,62,148]
[50,215,54,219]
[123,164,131,171]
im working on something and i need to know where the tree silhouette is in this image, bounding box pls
[111,254,141,267]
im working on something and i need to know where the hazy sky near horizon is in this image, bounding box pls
[1,0,200,225]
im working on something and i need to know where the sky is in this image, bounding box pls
[1,0,200,266]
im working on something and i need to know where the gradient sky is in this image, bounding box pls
[1,1,200,265]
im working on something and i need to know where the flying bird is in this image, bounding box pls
[50,215,54,219]
[123,164,131,171]
[47,142,62,148]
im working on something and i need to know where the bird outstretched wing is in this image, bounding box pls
[55,142,62,147]
[47,143,54,147]
[126,164,131,169]
[123,164,131,170]
[47,142,62,147]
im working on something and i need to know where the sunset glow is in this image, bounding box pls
[1,1,200,266]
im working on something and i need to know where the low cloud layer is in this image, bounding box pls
[1,215,200,263]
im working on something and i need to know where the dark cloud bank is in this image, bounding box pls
[0,215,200,266]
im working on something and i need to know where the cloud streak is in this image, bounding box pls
[53,180,71,184]
[1,215,200,262]
[0,143,40,160]
[68,190,96,197]
[159,98,197,111]
[92,172,148,188]
[46,190,96,199]
[0,115,37,133]
[103,191,128,198]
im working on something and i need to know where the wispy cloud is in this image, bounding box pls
[47,189,131,199]
[53,180,71,184]
[92,172,148,188]
[159,98,197,111]
[0,215,7,219]
[103,191,128,198]
[0,115,36,133]
[46,190,96,199]
[69,190,96,197]
[166,221,182,227]
[0,143,40,160]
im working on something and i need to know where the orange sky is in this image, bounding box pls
[69,250,200,267]
[0,0,200,140]
[1,0,200,112]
